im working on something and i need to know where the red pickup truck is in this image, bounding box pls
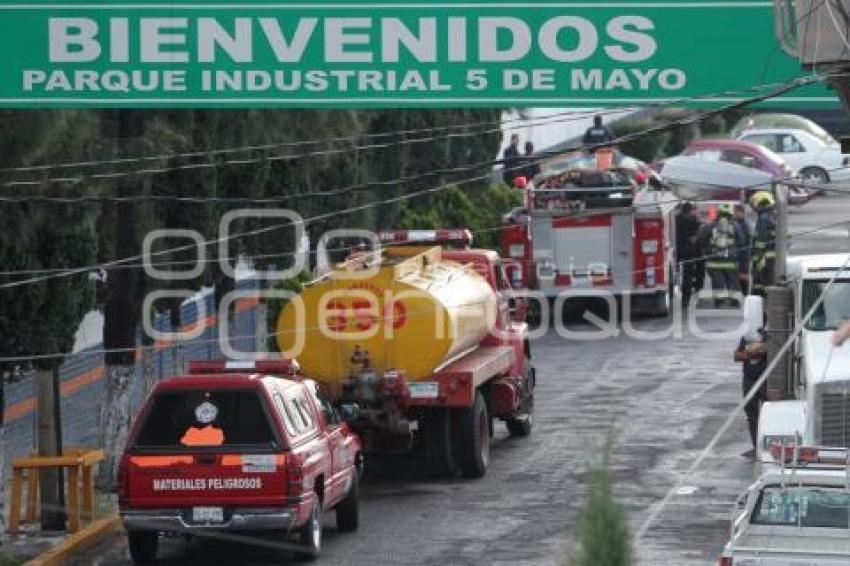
[118,360,363,563]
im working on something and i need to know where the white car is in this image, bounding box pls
[721,446,850,566]
[737,128,850,187]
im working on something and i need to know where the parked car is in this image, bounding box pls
[118,360,363,564]
[730,112,837,146]
[652,138,808,204]
[737,128,850,187]
[720,444,850,565]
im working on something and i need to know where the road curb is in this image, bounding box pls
[23,512,121,566]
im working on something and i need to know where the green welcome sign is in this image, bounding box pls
[0,0,838,107]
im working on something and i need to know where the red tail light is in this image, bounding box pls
[285,454,308,496]
[718,557,732,566]
[117,454,130,506]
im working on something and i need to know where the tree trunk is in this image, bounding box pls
[99,110,146,489]
[98,365,133,489]
[36,369,64,529]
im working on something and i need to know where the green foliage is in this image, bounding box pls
[571,436,632,566]
[266,270,313,332]
[611,118,672,163]
[394,184,521,249]
[611,108,753,162]
[0,108,504,370]
[0,549,19,566]
[0,111,102,371]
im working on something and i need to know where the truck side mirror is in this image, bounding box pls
[742,295,765,341]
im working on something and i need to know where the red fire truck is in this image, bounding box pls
[501,151,678,319]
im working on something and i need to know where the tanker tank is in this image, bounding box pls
[276,246,497,385]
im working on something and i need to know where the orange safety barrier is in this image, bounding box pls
[8,448,104,535]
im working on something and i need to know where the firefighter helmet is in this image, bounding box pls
[717,203,734,217]
[750,190,775,208]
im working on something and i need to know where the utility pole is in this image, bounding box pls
[765,183,793,400]
[36,368,65,529]
[774,183,788,281]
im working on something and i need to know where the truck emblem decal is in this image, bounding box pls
[195,401,218,424]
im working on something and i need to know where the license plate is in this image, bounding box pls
[192,506,224,523]
[408,381,439,399]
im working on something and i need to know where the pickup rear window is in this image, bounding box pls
[133,389,277,451]
[752,487,850,528]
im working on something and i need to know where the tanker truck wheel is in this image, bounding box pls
[424,408,456,478]
[453,391,490,478]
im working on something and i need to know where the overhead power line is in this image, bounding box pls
[0,107,623,179]
[0,75,822,290]
[0,77,815,190]
[0,75,826,210]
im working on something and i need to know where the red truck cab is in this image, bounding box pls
[118,360,363,563]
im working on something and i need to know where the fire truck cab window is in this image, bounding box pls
[134,389,275,450]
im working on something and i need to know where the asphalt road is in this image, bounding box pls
[81,192,850,566]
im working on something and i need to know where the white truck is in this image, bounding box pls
[750,254,850,469]
[720,445,850,565]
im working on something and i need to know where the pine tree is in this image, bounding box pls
[571,436,633,566]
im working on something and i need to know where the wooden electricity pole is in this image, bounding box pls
[36,368,65,529]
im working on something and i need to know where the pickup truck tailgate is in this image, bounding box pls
[123,386,289,508]
[126,453,288,508]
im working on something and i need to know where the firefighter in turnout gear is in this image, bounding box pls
[750,191,777,297]
[699,203,744,307]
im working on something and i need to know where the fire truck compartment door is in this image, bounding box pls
[553,220,612,277]
[611,214,633,286]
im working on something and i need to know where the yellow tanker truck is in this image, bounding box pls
[276,230,535,478]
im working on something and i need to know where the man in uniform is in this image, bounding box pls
[734,329,768,449]
[750,190,777,296]
[502,133,521,185]
[582,115,614,146]
[700,203,744,307]
[675,202,701,308]
[734,204,752,294]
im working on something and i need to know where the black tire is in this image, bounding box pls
[650,290,670,318]
[453,391,490,478]
[295,497,322,561]
[801,166,829,186]
[336,474,359,532]
[424,408,456,478]
[127,531,158,565]
[505,414,533,437]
